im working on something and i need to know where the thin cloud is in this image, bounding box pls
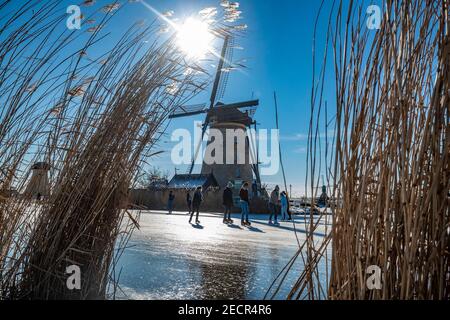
[293,147,307,154]
[280,131,335,142]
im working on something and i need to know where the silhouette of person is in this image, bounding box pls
[223,182,234,224]
[189,186,203,224]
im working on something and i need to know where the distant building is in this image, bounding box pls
[147,178,169,189]
[24,162,50,199]
[317,185,329,207]
[168,174,219,190]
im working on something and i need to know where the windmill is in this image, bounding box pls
[317,175,328,207]
[24,162,50,200]
[169,31,262,189]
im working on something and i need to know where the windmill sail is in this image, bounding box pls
[168,103,208,119]
[217,36,235,100]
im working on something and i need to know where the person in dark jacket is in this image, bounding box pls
[252,180,258,198]
[223,182,234,224]
[239,182,251,226]
[189,186,203,224]
[186,190,192,215]
[167,191,175,214]
[269,186,280,224]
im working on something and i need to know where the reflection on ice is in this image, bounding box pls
[113,212,330,300]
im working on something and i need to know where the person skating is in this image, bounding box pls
[280,191,288,221]
[223,182,234,224]
[239,182,251,227]
[189,186,203,224]
[269,186,280,225]
[186,190,192,215]
[167,191,175,215]
[252,180,258,198]
[286,192,292,221]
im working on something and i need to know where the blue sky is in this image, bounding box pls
[6,0,353,196]
[120,0,331,196]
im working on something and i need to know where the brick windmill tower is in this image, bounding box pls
[169,34,261,189]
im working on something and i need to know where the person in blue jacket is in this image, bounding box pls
[280,191,289,221]
[240,182,251,227]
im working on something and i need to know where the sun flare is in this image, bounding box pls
[176,17,214,59]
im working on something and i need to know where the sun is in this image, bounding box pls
[176,17,214,59]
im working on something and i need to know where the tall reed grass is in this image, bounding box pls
[0,0,209,299]
[269,0,448,300]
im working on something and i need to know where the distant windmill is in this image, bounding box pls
[317,175,328,207]
[169,31,262,188]
[24,162,50,200]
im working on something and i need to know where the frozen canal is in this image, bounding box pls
[114,211,330,300]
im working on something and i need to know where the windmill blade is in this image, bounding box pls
[169,103,208,119]
[212,99,259,111]
[188,123,209,175]
[247,135,261,184]
[217,66,229,100]
[253,122,261,186]
[217,36,235,100]
[209,35,231,109]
